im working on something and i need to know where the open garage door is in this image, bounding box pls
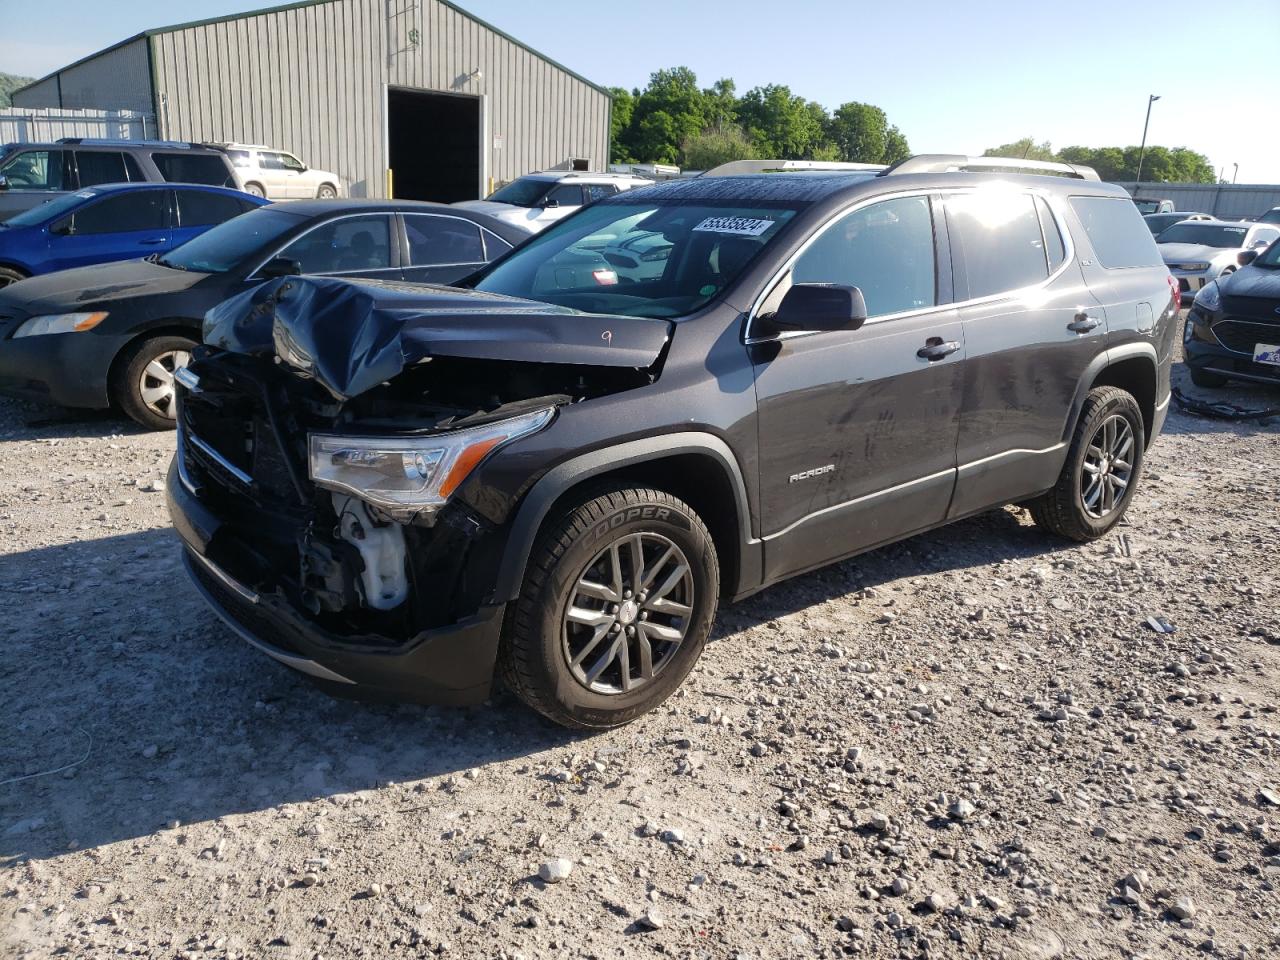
[387,87,481,203]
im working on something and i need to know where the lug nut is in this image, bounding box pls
[626,625,636,636]
[623,589,633,599]
[639,611,649,621]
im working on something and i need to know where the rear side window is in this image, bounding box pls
[72,192,166,235]
[947,192,1048,298]
[1069,196,1162,269]
[151,152,234,187]
[404,214,485,265]
[484,233,514,259]
[584,184,617,202]
[546,184,584,207]
[228,150,252,168]
[176,189,249,227]
[75,151,129,188]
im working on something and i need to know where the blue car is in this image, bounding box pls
[0,182,266,289]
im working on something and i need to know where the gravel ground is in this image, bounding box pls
[2,336,1278,960]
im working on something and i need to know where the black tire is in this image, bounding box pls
[0,266,27,289]
[1029,386,1145,542]
[110,335,197,431]
[499,486,719,730]
[244,182,266,198]
[317,183,337,199]
[1189,367,1228,388]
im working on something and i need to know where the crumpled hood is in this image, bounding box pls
[1159,242,1233,264]
[0,258,207,314]
[203,275,672,400]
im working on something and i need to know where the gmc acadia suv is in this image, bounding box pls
[167,154,1178,729]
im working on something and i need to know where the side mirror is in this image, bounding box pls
[772,283,868,332]
[260,256,301,279]
[540,198,560,209]
[1238,249,1259,267]
[0,175,8,191]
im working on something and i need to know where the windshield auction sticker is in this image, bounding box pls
[692,216,775,237]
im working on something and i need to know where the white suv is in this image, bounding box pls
[218,143,342,200]
[453,172,651,232]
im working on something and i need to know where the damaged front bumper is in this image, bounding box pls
[168,459,506,705]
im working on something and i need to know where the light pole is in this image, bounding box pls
[1232,163,1239,185]
[1134,94,1160,193]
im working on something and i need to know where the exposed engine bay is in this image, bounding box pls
[178,276,670,642]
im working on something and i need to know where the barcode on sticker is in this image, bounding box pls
[692,216,775,237]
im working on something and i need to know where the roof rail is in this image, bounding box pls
[700,159,887,178]
[881,154,1101,181]
[56,137,200,149]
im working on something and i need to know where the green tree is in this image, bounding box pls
[681,125,757,170]
[702,78,738,133]
[0,73,34,108]
[737,84,828,159]
[983,138,1056,161]
[826,102,887,163]
[883,125,911,164]
[622,67,709,163]
[607,87,636,163]
[630,110,682,165]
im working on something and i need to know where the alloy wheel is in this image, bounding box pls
[1081,413,1134,519]
[138,349,191,421]
[561,532,694,694]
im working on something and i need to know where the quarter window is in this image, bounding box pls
[151,152,234,187]
[947,192,1049,298]
[404,215,485,265]
[789,195,937,318]
[0,149,66,190]
[584,184,617,202]
[279,215,392,274]
[1068,196,1162,269]
[71,192,166,235]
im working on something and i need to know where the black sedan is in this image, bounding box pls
[0,200,530,428]
[1184,239,1280,388]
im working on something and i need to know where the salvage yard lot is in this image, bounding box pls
[1,350,1278,960]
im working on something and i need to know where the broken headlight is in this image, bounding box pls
[308,407,554,514]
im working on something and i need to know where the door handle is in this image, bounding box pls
[139,237,169,245]
[917,337,961,361]
[1068,312,1102,333]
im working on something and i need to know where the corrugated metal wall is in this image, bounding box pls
[1115,182,1280,219]
[149,0,610,199]
[11,39,154,114]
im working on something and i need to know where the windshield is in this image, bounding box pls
[1255,237,1280,267]
[486,178,552,208]
[1156,223,1249,248]
[2,189,96,228]
[1132,200,1164,214]
[160,207,305,273]
[471,200,800,318]
[1143,213,1186,235]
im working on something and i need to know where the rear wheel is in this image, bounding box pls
[1188,367,1228,388]
[110,335,196,430]
[500,486,719,729]
[244,182,265,198]
[1029,386,1145,542]
[0,266,27,289]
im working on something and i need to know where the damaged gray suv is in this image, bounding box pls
[168,154,1179,729]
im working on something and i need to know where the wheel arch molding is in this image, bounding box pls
[491,432,760,605]
[1065,343,1160,449]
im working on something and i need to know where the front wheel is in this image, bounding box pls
[500,487,719,729]
[316,183,337,199]
[0,266,27,289]
[243,182,266,198]
[111,335,196,430]
[1029,386,1145,542]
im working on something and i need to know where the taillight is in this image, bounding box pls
[1167,273,1179,311]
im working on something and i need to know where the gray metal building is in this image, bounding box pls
[12,0,612,202]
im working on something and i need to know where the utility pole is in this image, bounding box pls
[1134,94,1160,193]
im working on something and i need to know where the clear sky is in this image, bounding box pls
[2,0,1277,182]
